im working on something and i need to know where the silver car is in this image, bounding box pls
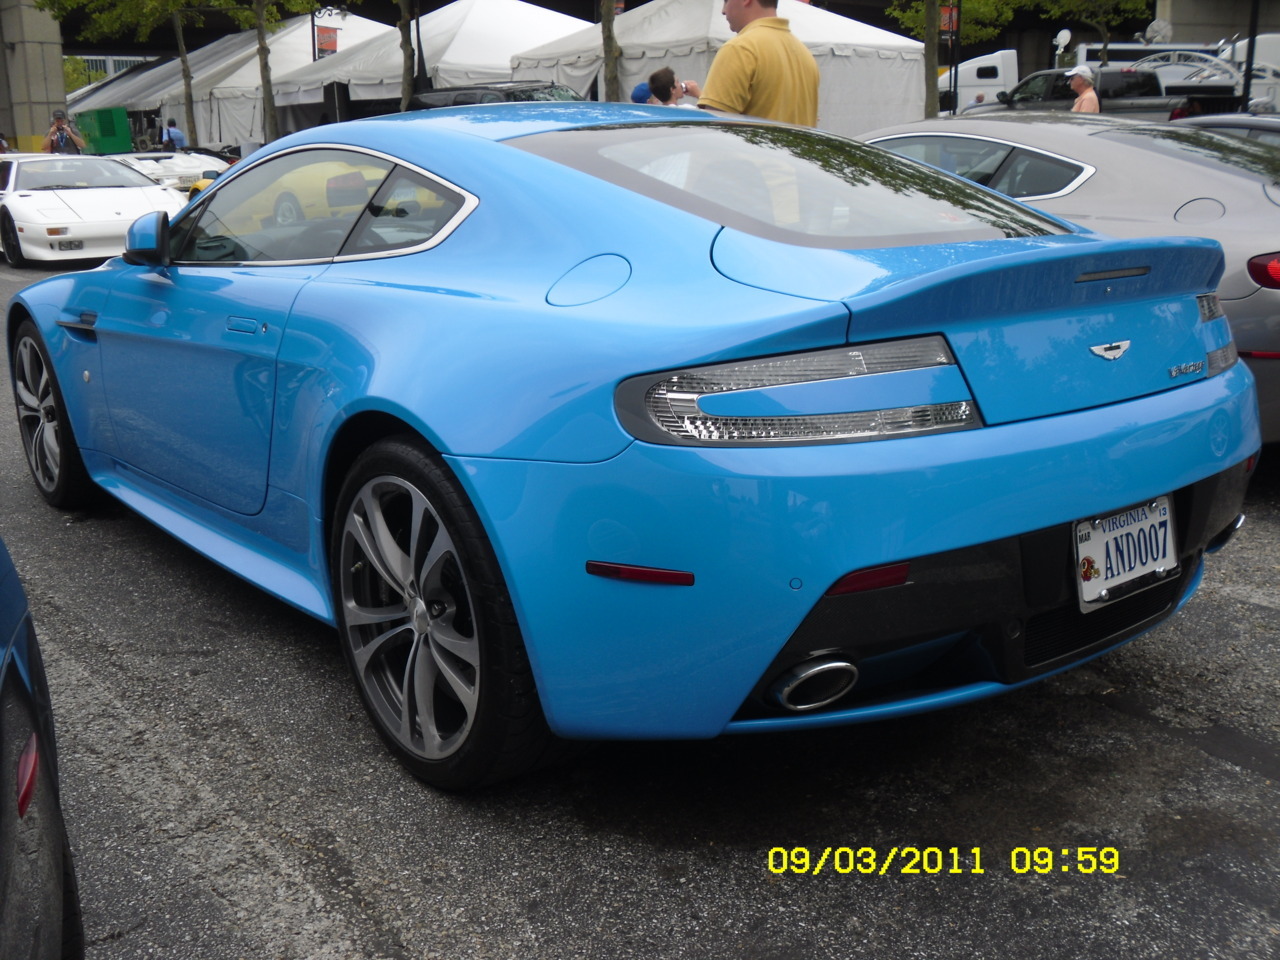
[1171,112,1280,147]
[861,112,1280,442]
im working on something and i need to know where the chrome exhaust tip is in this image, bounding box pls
[771,659,859,712]
[1206,513,1245,554]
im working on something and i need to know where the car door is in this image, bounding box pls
[93,147,393,515]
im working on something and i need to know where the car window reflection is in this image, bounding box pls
[171,148,393,263]
[513,122,1064,250]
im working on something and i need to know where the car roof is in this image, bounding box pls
[257,101,729,156]
[865,111,1171,144]
[861,111,1280,167]
[1173,112,1280,128]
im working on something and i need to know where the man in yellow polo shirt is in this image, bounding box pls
[698,0,819,126]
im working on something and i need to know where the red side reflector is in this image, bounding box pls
[1246,254,1280,289]
[1239,350,1280,360]
[826,562,911,596]
[17,733,38,819]
[585,561,694,586]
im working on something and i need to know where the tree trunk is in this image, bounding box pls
[1085,18,1110,65]
[398,0,414,113]
[173,12,198,147]
[600,0,620,102]
[923,0,939,118]
[254,0,278,142]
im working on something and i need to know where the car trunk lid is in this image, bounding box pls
[711,228,1227,426]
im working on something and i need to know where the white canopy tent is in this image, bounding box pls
[511,0,925,137]
[274,0,590,107]
[69,14,391,147]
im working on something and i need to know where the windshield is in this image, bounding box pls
[516,85,583,102]
[16,158,159,190]
[511,122,1065,250]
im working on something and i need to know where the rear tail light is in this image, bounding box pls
[1196,293,1225,322]
[17,733,38,818]
[1206,341,1239,377]
[615,335,980,446]
[585,561,694,586]
[1246,253,1280,289]
[826,562,911,596]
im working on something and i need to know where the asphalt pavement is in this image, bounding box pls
[0,262,1277,960]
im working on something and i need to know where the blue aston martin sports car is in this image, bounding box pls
[6,103,1261,790]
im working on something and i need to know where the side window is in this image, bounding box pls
[0,161,10,190]
[170,148,392,263]
[1047,76,1075,100]
[341,166,467,255]
[877,137,1014,186]
[1011,75,1051,102]
[1105,72,1161,98]
[976,65,999,80]
[988,149,1084,198]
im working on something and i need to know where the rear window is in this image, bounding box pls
[1099,71,1162,98]
[510,122,1064,249]
[1096,125,1280,183]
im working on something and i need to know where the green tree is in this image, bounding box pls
[1035,0,1151,64]
[885,0,1019,46]
[35,0,240,148]
[64,55,107,94]
[219,0,321,142]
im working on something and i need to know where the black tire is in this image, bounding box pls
[60,836,85,960]
[331,436,559,791]
[273,192,303,225]
[10,321,94,509]
[2,211,26,268]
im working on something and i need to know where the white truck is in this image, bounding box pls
[937,50,1019,114]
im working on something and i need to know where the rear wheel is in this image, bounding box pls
[10,322,93,508]
[273,192,303,225]
[331,436,559,790]
[2,211,26,268]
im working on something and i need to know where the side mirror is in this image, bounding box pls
[996,90,1011,104]
[123,211,170,267]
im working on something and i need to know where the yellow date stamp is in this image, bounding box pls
[766,846,1121,876]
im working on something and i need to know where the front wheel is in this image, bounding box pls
[10,321,93,508]
[2,211,26,267]
[331,436,558,790]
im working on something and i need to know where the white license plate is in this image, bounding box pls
[57,240,83,251]
[1075,497,1177,609]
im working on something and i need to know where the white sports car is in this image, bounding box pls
[0,154,187,266]
[110,151,231,192]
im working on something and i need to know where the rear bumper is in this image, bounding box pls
[451,364,1261,740]
[731,456,1252,731]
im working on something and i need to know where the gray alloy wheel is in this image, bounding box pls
[273,192,303,226]
[339,471,482,761]
[10,322,92,508]
[332,437,560,790]
[2,211,26,267]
